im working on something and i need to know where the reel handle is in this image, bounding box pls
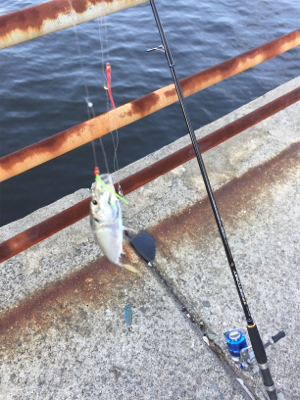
[272,331,285,343]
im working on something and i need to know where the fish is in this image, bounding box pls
[90,173,140,274]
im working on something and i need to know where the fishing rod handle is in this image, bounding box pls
[247,324,277,400]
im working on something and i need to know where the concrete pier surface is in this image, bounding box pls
[0,76,299,399]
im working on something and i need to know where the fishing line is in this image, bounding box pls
[95,2,132,325]
[97,7,109,86]
[96,6,120,175]
[85,99,98,168]
[94,19,118,164]
[68,1,130,322]
[67,0,109,174]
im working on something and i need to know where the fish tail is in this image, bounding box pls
[121,263,140,274]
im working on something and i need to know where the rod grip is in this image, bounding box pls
[247,324,277,399]
[247,324,267,364]
[272,331,285,343]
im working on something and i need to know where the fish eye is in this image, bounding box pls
[92,200,98,205]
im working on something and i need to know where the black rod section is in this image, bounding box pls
[149,1,276,399]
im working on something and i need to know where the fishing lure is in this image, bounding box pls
[90,170,140,274]
[105,62,116,109]
[124,304,133,326]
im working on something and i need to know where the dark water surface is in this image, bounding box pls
[0,0,299,226]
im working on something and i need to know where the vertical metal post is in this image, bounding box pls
[148,1,277,398]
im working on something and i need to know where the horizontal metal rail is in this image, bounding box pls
[0,28,299,182]
[1,86,299,263]
[0,0,149,49]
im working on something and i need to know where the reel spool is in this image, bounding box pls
[224,329,248,362]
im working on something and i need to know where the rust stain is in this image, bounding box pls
[0,122,86,172]
[0,245,140,349]
[120,109,132,118]
[0,1,70,35]
[164,88,176,98]
[149,142,300,252]
[130,92,160,117]
[180,57,238,95]
[180,29,300,96]
[0,0,108,39]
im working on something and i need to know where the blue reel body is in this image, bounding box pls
[225,329,247,361]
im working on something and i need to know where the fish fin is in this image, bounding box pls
[121,263,140,274]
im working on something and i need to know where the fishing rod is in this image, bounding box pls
[148,1,278,398]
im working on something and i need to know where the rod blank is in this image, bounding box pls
[149,0,277,398]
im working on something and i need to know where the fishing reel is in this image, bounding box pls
[224,328,285,371]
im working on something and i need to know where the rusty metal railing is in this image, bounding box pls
[1,29,300,182]
[0,1,299,262]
